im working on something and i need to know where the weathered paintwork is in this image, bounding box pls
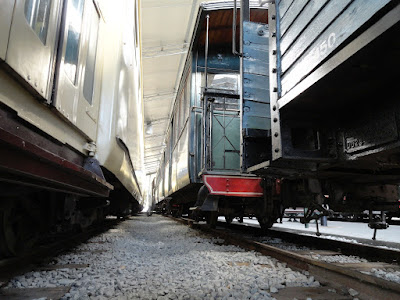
[278,0,391,97]
[203,174,263,197]
[241,21,271,170]
[0,0,14,60]
[0,0,144,203]
[6,0,61,100]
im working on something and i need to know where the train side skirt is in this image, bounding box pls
[0,127,113,198]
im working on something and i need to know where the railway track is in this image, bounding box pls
[219,221,400,264]
[168,216,400,300]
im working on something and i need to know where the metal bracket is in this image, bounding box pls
[84,142,97,156]
[269,2,282,161]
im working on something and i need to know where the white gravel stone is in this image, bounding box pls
[269,287,278,293]
[311,254,367,264]
[348,288,359,296]
[368,268,400,284]
[6,215,320,299]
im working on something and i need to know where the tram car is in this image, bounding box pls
[152,2,280,229]
[0,0,143,257]
[238,0,400,234]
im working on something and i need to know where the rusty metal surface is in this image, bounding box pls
[0,127,112,197]
[275,286,351,300]
[0,105,112,197]
[222,221,400,263]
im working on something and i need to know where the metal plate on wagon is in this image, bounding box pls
[344,112,398,154]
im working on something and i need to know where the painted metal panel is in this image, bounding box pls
[243,101,271,119]
[195,111,203,177]
[280,0,308,37]
[176,123,190,190]
[95,0,143,204]
[280,0,329,56]
[0,0,14,60]
[171,146,178,193]
[164,161,170,196]
[242,21,270,129]
[241,21,271,171]
[203,175,263,197]
[196,52,240,71]
[281,0,391,96]
[6,0,61,100]
[242,46,269,76]
[280,0,353,75]
[243,73,270,102]
[278,0,295,20]
[53,0,102,141]
[211,112,240,171]
[0,125,112,197]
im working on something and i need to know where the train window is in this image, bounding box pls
[83,3,100,104]
[213,97,239,111]
[179,90,185,132]
[194,71,202,107]
[202,73,240,93]
[64,0,85,84]
[24,0,51,45]
[165,135,170,163]
[175,96,181,139]
[183,76,190,122]
[169,120,175,155]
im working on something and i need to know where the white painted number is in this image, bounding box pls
[312,32,336,59]
[327,32,336,48]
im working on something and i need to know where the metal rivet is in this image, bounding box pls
[272,15,276,20]
[272,68,277,73]
[273,105,277,111]
[274,132,279,137]
[273,87,278,92]
[272,32,276,37]
[273,118,278,122]
[272,50,277,55]
[27,75,31,80]
[274,148,280,153]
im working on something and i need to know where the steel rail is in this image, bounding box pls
[168,216,400,300]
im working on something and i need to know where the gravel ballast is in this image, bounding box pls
[5,215,321,300]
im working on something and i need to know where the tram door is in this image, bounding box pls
[53,0,102,141]
[204,92,240,172]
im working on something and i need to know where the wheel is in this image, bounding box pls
[225,215,234,225]
[206,211,218,229]
[345,214,358,222]
[257,216,274,234]
[195,185,209,208]
[0,199,36,257]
